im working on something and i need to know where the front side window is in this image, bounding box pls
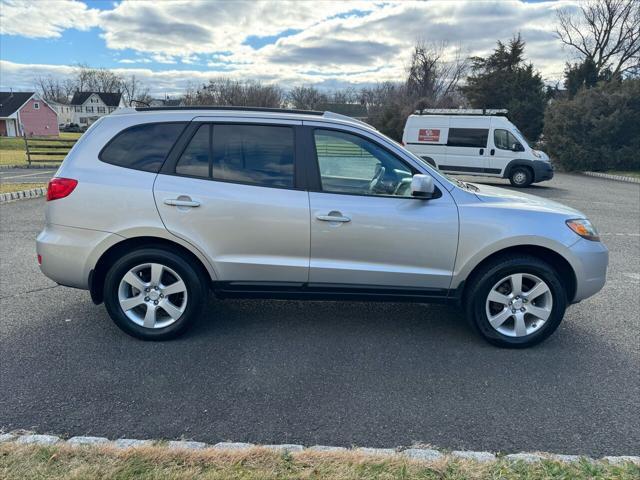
[447,128,488,148]
[211,124,294,188]
[314,129,414,197]
[100,122,186,172]
[176,124,210,178]
[494,129,523,151]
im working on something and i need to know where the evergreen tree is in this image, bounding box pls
[462,35,546,140]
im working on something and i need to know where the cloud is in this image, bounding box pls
[0,0,99,37]
[0,0,581,91]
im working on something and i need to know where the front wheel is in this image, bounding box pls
[103,247,206,340]
[465,254,567,348]
[509,166,533,187]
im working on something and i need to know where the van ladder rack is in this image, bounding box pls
[415,108,508,116]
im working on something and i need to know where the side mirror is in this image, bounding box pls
[512,143,525,152]
[411,174,435,199]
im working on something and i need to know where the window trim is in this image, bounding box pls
[308,126,441,200]
[98,121,188,173]
[174,123,211,179]
[33,102,40,110]
[162,121,301,191]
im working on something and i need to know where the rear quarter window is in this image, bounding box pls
[100,122,186,172]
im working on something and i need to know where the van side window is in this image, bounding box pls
[211,124,294,188]
[447,128,488,148]
[100,122,187,173]
[176,124,210,178]
[494,129,523,151]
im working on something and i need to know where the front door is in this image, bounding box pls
[155,121,310,283]
[307,127,458,291]
[489,128,523,175]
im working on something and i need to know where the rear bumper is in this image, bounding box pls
[570,238,609,302]
[36,223,120,289]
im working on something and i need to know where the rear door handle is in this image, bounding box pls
[490,148,495,155]
[316,213,351,223]
[164,198,201,207]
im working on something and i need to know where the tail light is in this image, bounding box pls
[47,178,77,201]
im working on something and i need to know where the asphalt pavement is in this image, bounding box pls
[0,173,638,456]
[0,167,57,184]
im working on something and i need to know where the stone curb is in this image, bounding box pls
[583,171,640,184]
[0,187,47,203]
[1,432,638,466]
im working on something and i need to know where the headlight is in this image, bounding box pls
[566,219,600,241]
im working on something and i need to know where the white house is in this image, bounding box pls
[70,92,124,127]
[49,101,74,126]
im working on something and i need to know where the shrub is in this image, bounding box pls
[543,79,640,171]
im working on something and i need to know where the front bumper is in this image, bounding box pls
[36,223,119,289]
[569,238,609,302]
[532,160,554,182]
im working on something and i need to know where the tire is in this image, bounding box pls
[103,247,207,340]
[509,166,533,187]
[464,254,567,348]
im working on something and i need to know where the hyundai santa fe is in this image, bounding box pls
[37,107,608,347]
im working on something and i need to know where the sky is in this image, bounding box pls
[0,0,582,97]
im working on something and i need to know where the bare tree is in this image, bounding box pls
[556,0,640,76]
[121,74,152,105]
[288,85,327,109]
[182,78,284,108]
[406,41,469,106]
[73,64,123,93]
[35,76,75,103]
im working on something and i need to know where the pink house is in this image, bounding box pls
[0,92,59,137]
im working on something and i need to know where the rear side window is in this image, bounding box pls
[176,124,210,178]
[447,128,488,148]
[211,124,294,188]
[100,122,186,172]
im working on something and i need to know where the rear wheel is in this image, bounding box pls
[465,254,567,348]
[509,166,532,187]
[103,247,206,340]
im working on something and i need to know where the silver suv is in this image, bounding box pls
[37,107,608,347]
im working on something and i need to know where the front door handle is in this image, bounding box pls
[479,148,484,155]
[316,212,351,223]
[164,198,201,208]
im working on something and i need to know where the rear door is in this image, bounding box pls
[442,121,489,175]
[154,118,310,283]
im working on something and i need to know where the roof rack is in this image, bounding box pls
[134,106,324,115]
[414,108,508,116]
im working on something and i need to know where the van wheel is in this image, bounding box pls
[509,167,532,187]
[103,247,206,340]
[464,254,567,348]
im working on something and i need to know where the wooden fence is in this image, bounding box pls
[23,135,77,166]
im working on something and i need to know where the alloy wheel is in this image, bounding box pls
[485,273,553,337]
[117,262,188,329]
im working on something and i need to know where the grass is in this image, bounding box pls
[0,182,47,194]
[0,132,81,166]
[606,170,640,179]
[0,443,637,480]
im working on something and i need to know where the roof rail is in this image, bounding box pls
[414,108,508,116]
[134,105,324,115]
[322,111,371,128]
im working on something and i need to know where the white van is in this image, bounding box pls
[402,109,553,187]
